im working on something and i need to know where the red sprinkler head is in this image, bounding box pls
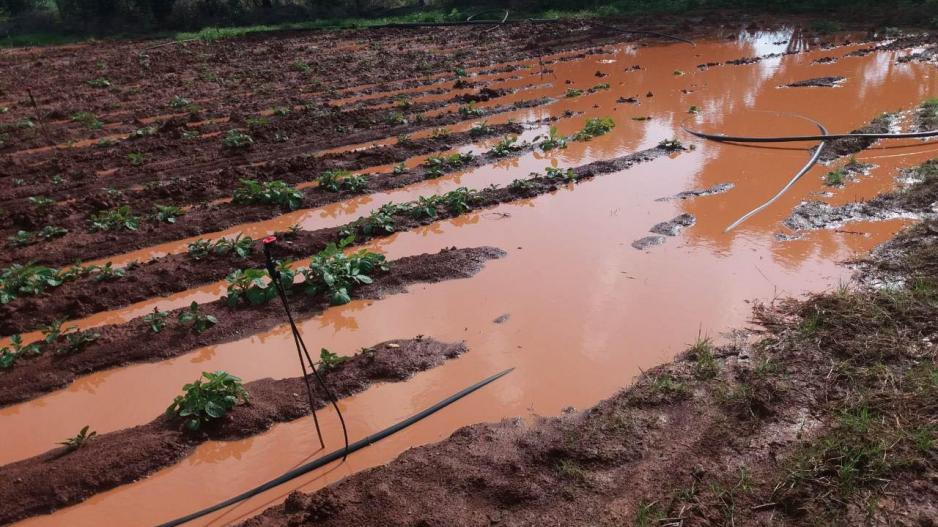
[262,235,277,244]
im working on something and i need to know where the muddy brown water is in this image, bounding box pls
[4,29,938,526]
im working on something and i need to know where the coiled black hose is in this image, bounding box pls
[155,367,514,527]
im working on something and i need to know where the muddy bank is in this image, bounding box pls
[0,338,466,525]
[0,247,503,406]
[240,180,938,527]
[785,158,938,231]
[0,142,681,336]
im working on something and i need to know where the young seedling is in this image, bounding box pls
[128,126,157,140]
[572,117,615,141]
[187,239,212,260]
[545,167,577,182]
[392,162,407,175]
[824,169,846,186]
[319,348,348,371]
[409,195,443,220]
[143,307,169,333]
[469,121,493,138]
[91,262,125,282]
[1,263,64,303]
[565,88,583,97]
[489,136,526,157]
[27,196,55,209]
[89,206,140,231]
[291,61,311,73]
[127,152,145,166]
[222,129,253,149]
[86,78,111,88]
[509,178,535,192]
[70,112,103,129]
[232,179,302,210]
[153,204,185,223]
[225,265,293,307]
[443,188,479,214]
[59,425,97,451]
[272,106,291,117]
[169,96,191,108]
[56,330,100,355]
[178,301,218,334]
[589,83,610,92]
[165,371,249,431]
[458,102,484,118]
[538,126,568,151]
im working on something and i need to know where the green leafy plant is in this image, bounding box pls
[291,61,311,73]
[169,96,191,108]
[41,318,73,344]
[177,301,218,334]
[59,425,97,451]
[0,334,42,368]
[469,121,493,138]
[7,231,33,247]
[319,348,348,371]
[272,106,291,117]
[56,330,100,355]
[392,162,407,175]
[458,102,484,118]
[300,242,389,305]
[225,264,294,307]
[572,117,615,141]
[590,83,610,91]
[409,194,444,220]
[386,111,408,125]
[128,126,157,139]
[232,179,302,210]
[443,187,478,214]
[187,239,212,259]
[153,204,185,223]
[565,88,583,97]
[424,152,474,178]
[27,195,55,209]
[688,105,700,114]
[87,78,111,88]
[825,169,846,186]
[222,129,254,149]
[1,263,63,304]
[509,178,535,192]
[212,233,254,258]
[91,262,125,282]
[341,203,404,238]
[545,166,577,182]
[89,206,140,231]
[127,152,145,166]
[143,308,169,333]
[489,136,525,157]
[70,112,103,129]
[539,126,568,151]
[166,371,249,431]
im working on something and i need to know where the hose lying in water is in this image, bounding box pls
[155,367,514,527]
[681,118,938,231]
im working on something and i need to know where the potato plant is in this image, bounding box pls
[423,152,474,178]
[153,204,185,223]
[178,301,218,334]
[232,179,302,210]
[0,335,41,370]
[538,126,568,151]
[89,206,140,231]
[59,426,97,451]
[7,225,69,247]
[223,129,254,149]
[317,170,369,193]
[55,330,100,355]
[488,136,526,157]
[319,348,348,371]
[300,243,389,305]
[572,117,615,141]
[166,371,249,431]
[458,102,484,118]
[143,308,169,332]
[225,263,294,307]
[0,263,63,304]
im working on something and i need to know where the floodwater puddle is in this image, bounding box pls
[7,28,938,526]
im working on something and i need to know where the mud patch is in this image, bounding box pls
[655,182,734,201]
[785,76,846,87]
[649,213,696,236]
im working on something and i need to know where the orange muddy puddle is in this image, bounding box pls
[6,28,938,526]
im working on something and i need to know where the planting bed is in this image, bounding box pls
[2,12,938,527]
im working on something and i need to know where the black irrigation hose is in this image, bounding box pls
[682,116,938,231]
[586,20,696,47]
[155,367,515,527]
[263,237,349,455]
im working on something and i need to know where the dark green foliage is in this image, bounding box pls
[177,301,218,333]
[232,179,302,210]
[300,241,388,305]
[166,371,249,432]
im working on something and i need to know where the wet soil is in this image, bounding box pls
[0,247,502,406]
[785,75,846,87]
[241,177,938,527]
[0,338,467,525]
[0,142,679,336]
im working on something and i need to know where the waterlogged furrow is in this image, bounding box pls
[0,246,503,406]
[0,141,679,336]
[0,338,467,525]
[0,110,553,268]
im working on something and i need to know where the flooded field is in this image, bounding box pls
[1,19,936,527]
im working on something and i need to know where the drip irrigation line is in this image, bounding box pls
[680,123,938,143]
[586,21,696,47]
[682,114,938,231]
[155,367,515,527]
[263,237,348,455]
